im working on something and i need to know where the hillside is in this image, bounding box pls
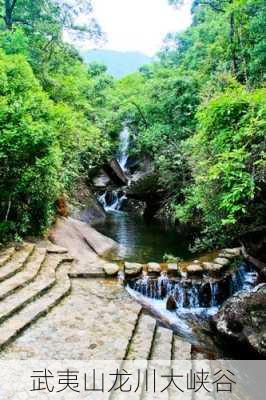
[81,49,152,78]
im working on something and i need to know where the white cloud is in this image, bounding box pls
[75,0,192,56]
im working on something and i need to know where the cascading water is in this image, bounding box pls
[127,262,259,314]
[98,191,127,212]
[117,126,130,171]
[99,126,130,212]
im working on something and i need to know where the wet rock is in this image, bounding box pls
[125,262,143,276]
[103,158,128,186]
[147,263,161,274]
[103,263,120,276]
[215,284,266,357]
[93,171,111,189]
[166,295,177,311]
[167,263,181,276]
[202,261,224,274]
[187,264,203,277]
[215,275,231,304]
[199,283,212,308]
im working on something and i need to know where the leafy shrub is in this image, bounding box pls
[175,86,266,245]
[0,51,62,239]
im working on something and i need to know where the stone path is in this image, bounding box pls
[0,241,192,364]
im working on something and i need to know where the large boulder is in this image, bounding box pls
[240,228,266,262]
[166,295,177,311]
[215,284,266,357]
[103,159,128,186]
[69,178,106,224]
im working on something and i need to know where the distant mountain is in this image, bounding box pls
[81,49,152,78]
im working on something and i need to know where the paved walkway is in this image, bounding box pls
[0,239,192,363]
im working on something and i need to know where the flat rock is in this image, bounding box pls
[219,250,236,259]
[103,263,120,276]
[187,264,203,276]
[124,262,143,276]
[147,262,161,273]
[202,262,224,274]
[223,247,241,256]
[213,257,230,267]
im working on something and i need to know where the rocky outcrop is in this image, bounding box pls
[103,158,128,186]
[69,178,106,224]
[126,172,164,218]
[215,284,266,357]
[240,227,266,278]
[49,217,121,277]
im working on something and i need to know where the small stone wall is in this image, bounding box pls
[119,247,242,280]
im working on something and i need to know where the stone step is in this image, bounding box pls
[151,325,173,360]
[192,359,214,400]
[172,335,192,360]
[0,253,69,324]
[126,311,157,360]
[170,337,192,400]
[0,248,47,301]
[143,326,173,400]
[111,312,156,400]
[0,244,35,282]
[0,261,72,350]
[0,247,15,267]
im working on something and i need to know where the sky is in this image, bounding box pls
[81,0,192,56]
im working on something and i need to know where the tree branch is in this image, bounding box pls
[131,101,149,129]
[10,0,18,13]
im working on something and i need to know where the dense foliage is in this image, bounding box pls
[0,0,115,240]
[115,0,266,249]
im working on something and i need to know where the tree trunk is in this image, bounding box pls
[230,12,238,77]
[4,0,15,29]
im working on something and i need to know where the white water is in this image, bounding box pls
[117,126,130,171]
[99,126,130,212]
[128,263,259,312]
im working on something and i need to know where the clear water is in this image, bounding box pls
[94,210,192,263]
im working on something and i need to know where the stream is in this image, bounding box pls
[96,126,192,263]
[95,126,261,358]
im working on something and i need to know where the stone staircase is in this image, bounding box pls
[0,242,196,364]
[0,242,73,350]
[0,241,214,400]
[110,310,193,399]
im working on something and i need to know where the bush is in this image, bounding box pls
[0,51,62,239]
[175,86,266,246]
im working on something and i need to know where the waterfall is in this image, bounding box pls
[128,262,259,311]
[117,126,130,171]
[99,127,130,212]
[98,191,127,212]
